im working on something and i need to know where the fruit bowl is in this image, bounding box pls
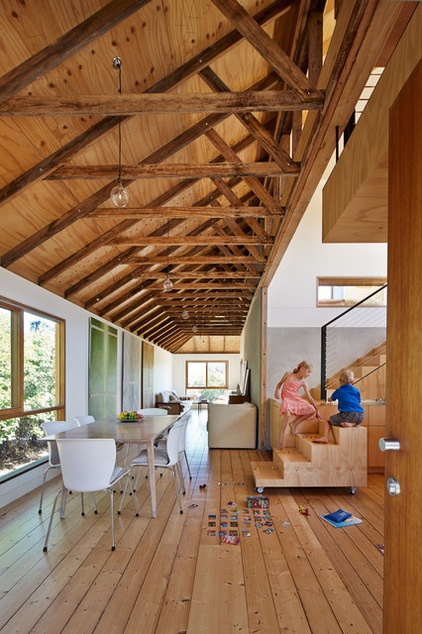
[117,410,143,422]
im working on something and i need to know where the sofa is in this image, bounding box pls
[155,390,192,416]
[207,402,257,448]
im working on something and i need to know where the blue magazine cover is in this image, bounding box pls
[321,508,362,528]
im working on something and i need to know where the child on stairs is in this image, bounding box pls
[313,369,364,443]
[274,360,322,450]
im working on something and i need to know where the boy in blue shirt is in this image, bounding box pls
[314,370,364,443]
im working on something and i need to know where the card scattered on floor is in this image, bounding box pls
[247,495,269,509]
[321,508,362,528]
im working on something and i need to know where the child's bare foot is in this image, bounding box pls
[313,437,328,443]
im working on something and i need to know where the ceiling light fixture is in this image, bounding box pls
[110,57,129,208]
[181,307,189,320]
[163,273,173,292]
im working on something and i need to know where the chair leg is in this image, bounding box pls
[91,492,97,514]
[184,449,192,480]
[43,487,62,552]
[170,467,183,514]
[177,460,186,495]
[109,490,115,551]
[38,467,50,514]
[118,473,140,516]
[80,492,85,516]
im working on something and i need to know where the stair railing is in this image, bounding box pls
[320,284,387,400]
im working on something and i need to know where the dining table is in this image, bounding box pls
[44,414,179,518]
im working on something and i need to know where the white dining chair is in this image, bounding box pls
[127,423,184,514]
[43,438,139,552]
[156,418,191,493]
[73,415,95,426]
[38,420,79,514]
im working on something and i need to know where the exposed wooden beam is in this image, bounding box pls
[0,0,152,105]
[0,1,285,207]
[110,236,273,245]
[0,77,272,269]
[206,128,284,215]
[0,91,324,116]
[211,0,322,100]
[50,162,299,179]
[90,206,281,219]
[199,66,298,172]
[128,255,266,264]
[262,0,404,286]
[129,271,261,279]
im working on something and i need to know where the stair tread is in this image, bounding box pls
[274,448,309,463]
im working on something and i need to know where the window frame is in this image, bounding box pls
[185,360,229,390]
[316,277,387,307]
[0,297,65,422]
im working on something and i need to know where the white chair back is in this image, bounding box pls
[137,408,168,415]
[74,415,95,426]
[165,423,184,466]
[176,419,188,454]
[41,421,78,466]
[56,439,117,492]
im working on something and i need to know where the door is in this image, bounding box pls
[384,60,422,633]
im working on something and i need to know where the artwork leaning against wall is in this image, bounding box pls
[0,299,65,481]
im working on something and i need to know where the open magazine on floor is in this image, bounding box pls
[321,508,362,528]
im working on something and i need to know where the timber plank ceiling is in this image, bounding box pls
[0,0,415,353]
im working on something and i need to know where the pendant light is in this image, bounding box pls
[110,57,129,208]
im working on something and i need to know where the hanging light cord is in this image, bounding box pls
[117,63,122,182]
[113,57,123,183]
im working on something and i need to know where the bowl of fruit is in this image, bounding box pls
[117,410,144,422]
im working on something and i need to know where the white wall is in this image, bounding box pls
[268,158,387,328]
[153,344,173,392]
[266,158,387,399]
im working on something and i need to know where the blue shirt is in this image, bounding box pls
[331,383,364,413]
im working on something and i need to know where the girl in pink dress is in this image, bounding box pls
[274,361,321,449]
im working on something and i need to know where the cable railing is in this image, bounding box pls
[320,284,387,400]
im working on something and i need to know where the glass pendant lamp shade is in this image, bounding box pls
[111,179,129,208]
[163,274,173,291]
[181,308,189,320]
[192,324,198,333]
[111,57,129,208]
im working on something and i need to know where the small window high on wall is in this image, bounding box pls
[317,278,387,308]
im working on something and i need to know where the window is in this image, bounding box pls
[0,299,65,480]
[186,361,228,401]
[317,278,387,307]
[186,361,228,389]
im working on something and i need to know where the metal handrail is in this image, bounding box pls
[320,284,387,400]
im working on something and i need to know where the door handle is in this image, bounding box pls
[379,438,400,452]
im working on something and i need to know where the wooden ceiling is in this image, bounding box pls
[0,0,415,353]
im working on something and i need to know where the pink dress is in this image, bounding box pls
[279,375,315,416]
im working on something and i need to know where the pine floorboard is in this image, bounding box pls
[0,410,384,633]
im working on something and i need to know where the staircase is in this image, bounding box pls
[311,341,386,402]
[325,342,386,401]
[251,424,367,491]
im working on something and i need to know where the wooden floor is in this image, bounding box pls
[0,410,384,634]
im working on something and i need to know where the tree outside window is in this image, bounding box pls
[0,301,65,480]
[186,360,228,401]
